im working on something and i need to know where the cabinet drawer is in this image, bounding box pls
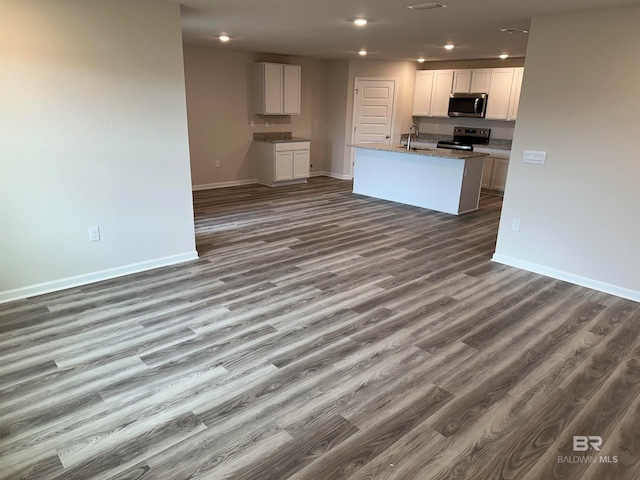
[275,141,310,152]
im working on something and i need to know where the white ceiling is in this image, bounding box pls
[174,0,640,61]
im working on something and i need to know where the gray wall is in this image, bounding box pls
[183,47,328,186]
[494,5,640,300]
[0,0,197,301]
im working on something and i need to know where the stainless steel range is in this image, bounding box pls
[437,126,491,151]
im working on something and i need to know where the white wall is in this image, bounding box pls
[183,47,327,187]
[494,5,640,301]
[0,0,197,302]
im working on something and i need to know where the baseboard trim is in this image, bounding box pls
[492,253,640,302]
[324,172,353,180]
[193,174,351,185]
[0,251,199,304]
[192,179,257,191]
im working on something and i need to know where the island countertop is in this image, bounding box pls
[351,142,487,215]
[348,143,488,160]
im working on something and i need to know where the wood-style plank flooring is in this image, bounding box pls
[1,176,639,479]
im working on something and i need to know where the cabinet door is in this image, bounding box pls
[292,149,310,179]
[507,67,524,121]
[430,70,454,117]
[470,69,491,93]
[482,158,494,189]
[283,64,301,115]
[452,70,472,93]
[485,68,514,120]
[263,63,284,114]
[490,159,509,192]
[412,70,434,116]
[275,151,293,181]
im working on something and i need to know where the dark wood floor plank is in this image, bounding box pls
[287,384,453,480]
[470,325,640,480]
[582,391,640,480]
[231,415,360,480]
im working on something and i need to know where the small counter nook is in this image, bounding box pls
[350,144,488,215]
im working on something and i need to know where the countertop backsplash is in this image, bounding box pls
[400,133,512,150]
[253,131,292,141]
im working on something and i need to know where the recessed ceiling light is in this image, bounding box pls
[499,54,509,59]
[354,19,368,26]
[219,35,230,42]
[417,58,426,63]
[359,50,367,56]
[444,44,455,50]
[407,3,446,10]
[499,27,528,34]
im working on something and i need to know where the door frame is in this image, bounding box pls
[349,77,398,178]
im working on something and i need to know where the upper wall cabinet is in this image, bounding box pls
[485,67,524,121]
[413,66,524,120]
[412,70,454,117]
[508,68,524,121]
[254,62,301,115]
[452,69,491,94]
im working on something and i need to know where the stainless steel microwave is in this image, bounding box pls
[448,93,488,118]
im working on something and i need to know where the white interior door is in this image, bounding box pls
[351,78,397,178]
[353,79,396,145]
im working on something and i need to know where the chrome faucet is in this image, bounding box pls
[407,124,419,150]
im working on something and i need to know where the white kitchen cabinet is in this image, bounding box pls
[485,68,524,121]
[256,141,310,187]
[412,70,434,116]
[452,70,472,93]
[508,67,524,121]
[430,70,455,117]
[412,70,453,117]
[481,157,494,189]
[254,63,301,115]
[485,68,515,120]
[476,147,510,193]
[470,69,492,93]
[489,159,509,192]
[453,69,492,93]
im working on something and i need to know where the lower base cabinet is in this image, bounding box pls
[489,159,509,192]
[256,141,310,187]
[475,145,511,194]
[482,157,509,193]
[481,158,494,189]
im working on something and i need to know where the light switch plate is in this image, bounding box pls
[523,150,546,165]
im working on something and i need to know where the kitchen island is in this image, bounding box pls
[350,144,487,215]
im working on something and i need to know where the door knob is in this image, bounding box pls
[385,135,390,139]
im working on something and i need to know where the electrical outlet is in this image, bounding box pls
[512,218,521,231]
[250,121,255,127]
[88,226,100,242]
[215,160,220,168]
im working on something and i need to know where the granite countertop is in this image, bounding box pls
[253,132,310,143]
[349,143,488,160]
[400,133,512,151]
